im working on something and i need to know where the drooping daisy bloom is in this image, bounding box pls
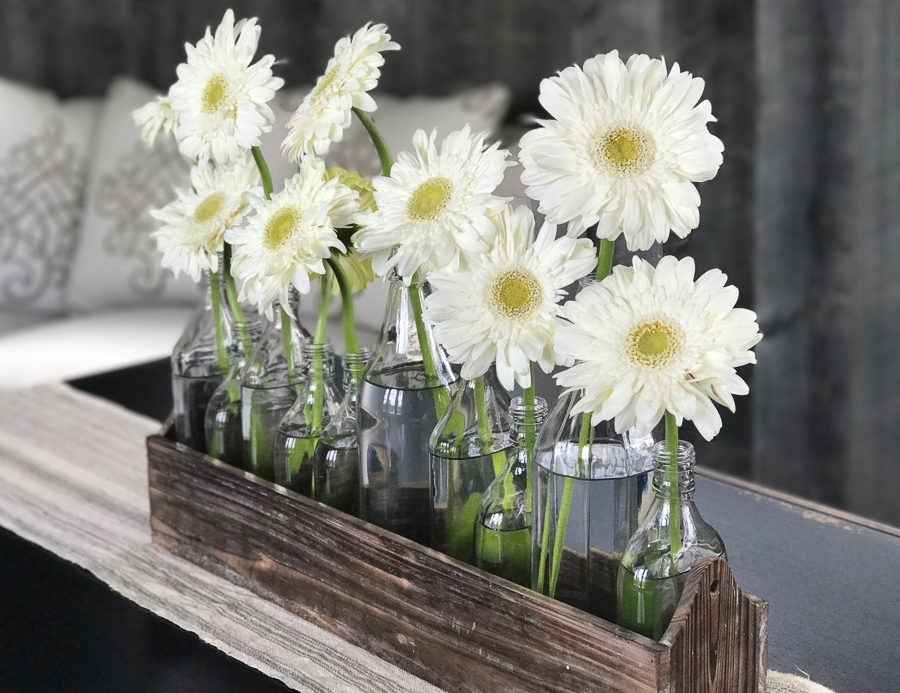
[554,256,761,441]
[151,154,259,281]
[133,95,178,145]
[169,9,284,165]
[519,51,724,251]
[323,167,377,294]
[424,205,596,390]
[282,23,399,161]
[353,126,512,283]
[226,157,359,318]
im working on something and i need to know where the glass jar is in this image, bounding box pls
[204,305,263,469]
[532,390,658,621]
[171,270,234,450]
[618,440,725,639]
[429,369,511,562]
[272,342,341,495]
[313,348,371,515]
[241,292,311,482]
[358,271,457,545]
[475,396,548,587]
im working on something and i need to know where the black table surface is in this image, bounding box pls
[3,360,898,693]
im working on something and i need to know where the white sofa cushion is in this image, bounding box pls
[67,77,201,311]
[0,307,195,390]
[0,78,99,315]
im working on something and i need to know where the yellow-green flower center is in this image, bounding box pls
[588,123,656,179]
[627,319,681,368]
[201,74,229,114]
[310,65,339,101]
[193,193,226,223]
[488,268,542,321]
[406,176,452,222]
[264,207,301,249]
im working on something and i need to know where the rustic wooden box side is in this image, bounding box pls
[147,425,767,693]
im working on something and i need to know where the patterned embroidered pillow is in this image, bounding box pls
[0,79,97,315]
[66,77,201,311]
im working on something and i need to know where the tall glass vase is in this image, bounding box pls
[171,270,234,450]
[241,292,311,482]
[618,441,725,639]
[313,348,371,515]
[204,304,263,470]
[475,396,548,587]
[272,342,341,495]
[532,390,658,621]
[429,369,511,562]
[358,271,457,545]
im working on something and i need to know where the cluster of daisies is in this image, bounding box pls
[138,5,760,444]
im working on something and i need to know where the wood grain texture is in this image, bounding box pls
[148,422,767,693]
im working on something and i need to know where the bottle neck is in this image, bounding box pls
[301,343,335,379]
[509,396,547,449]
[341,349,371,391]
[651,440,696,499]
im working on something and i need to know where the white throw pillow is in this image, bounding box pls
[67,77,201,311]
[0,78,98,315]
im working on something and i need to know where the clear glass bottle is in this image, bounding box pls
[475,396,548,587]
[272,342,341,495]
[532,390,659,621]
[171,270,234,450]
[204,305,263,470]
[429,369,511,562]
[618,441,725,640]
[358,271,457,545]
[241,293,311,482]
[313,348,372,515]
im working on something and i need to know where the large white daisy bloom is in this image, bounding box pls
[283,23,399,161]
[226,157,359,319]
[169,9,284,165]
[424,205,596,390]
[519,51,724,251]
[151,155,259,282]
[554,256,761,441]
[352,126,512,283]
[133,95,178,145]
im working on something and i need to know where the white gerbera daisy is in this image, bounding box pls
[151,155,259,281]
[554,256,761,441]
[425,205,596,390]
[352,126,512,283]
[520,51,724,251]
[226,157,359,319]
[169,9,284,165]
[133,95,178,145]
[283,23,399,161]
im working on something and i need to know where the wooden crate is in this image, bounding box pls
[147,420,768,693]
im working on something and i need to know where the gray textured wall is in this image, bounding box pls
[3,0,900,525]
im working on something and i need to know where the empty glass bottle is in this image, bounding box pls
[475,396,547,587]
[204,305,263,470]
[430,369,511,563]
[532,389,658,621]
[242,293,310,482]
[272,342,341,495]
[358,271,457,545]
[313,348,371,515]
[171,270,234,450]
[618,440,725,640]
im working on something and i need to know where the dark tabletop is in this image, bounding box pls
[2,361,897,693]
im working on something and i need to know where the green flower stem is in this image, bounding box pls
[595,237,615,281]
[222,243,252,357]
[524,363,537,514]
[409,272,450,418]
[251,146,274,200]
[326,258,361,371]
[666,411,682,574]
[208,271,229,376]
[474,375,505,475]
[281,308,297,386]
[352,108,393,177]
[311,270,332,436]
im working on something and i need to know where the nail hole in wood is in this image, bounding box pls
[709,579,720,596]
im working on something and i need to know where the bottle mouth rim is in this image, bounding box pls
[509,395,548,421]
[650,440,696,468]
